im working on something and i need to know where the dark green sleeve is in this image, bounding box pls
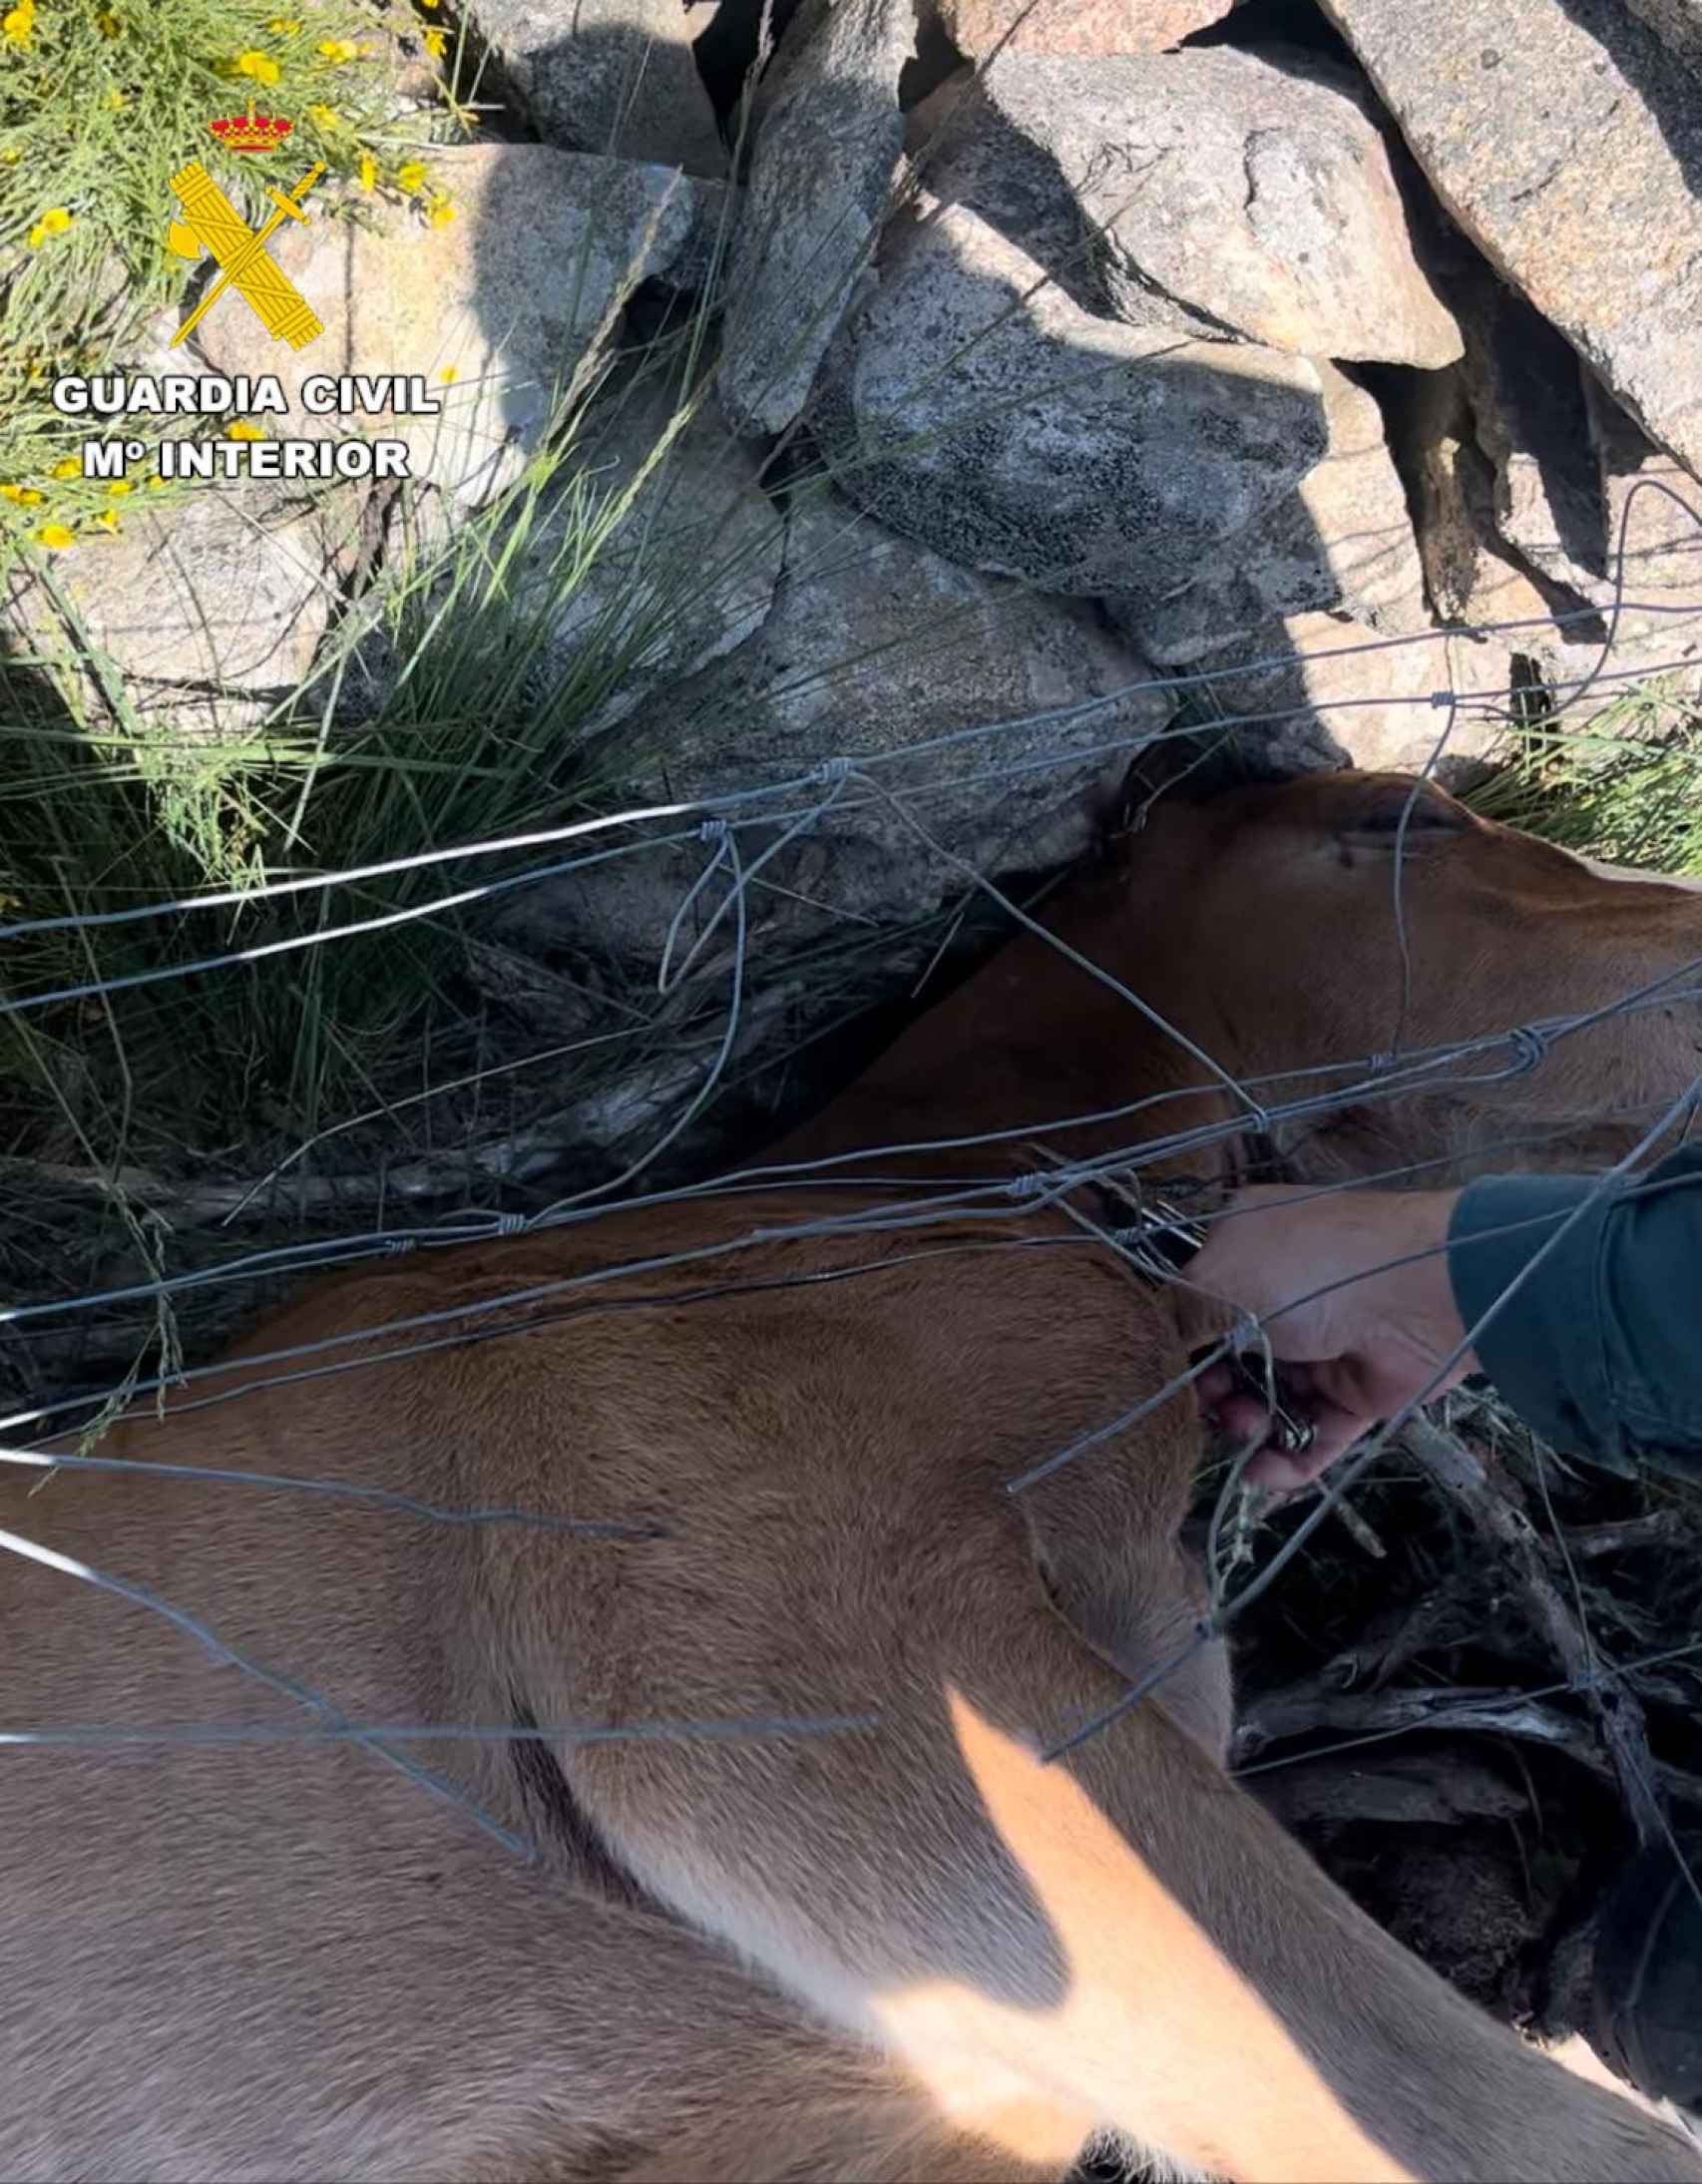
[1448,1146,1702,1477]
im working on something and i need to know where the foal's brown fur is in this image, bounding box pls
[5,774,1702,2182]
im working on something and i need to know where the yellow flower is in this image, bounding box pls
[27,208,73,248]
[419,0,442,9]
[34,524,75,550]
[438,363,459,385]
[268,15,301,30]
[146,473,167,491]
[423,26,447,56]
[106,479,135,498]
[93,511,123,536]
[0,149,20,165]
[226,420,265,441]
[97,9,121,33]
[2,0,35,50]
[0,484,44,506]
[395,160,428,194]
[306,102,341,130]
[426,196,455,227]
[235,49,280,86]
[106,90,128,111]
[358,151,378,190]
[316,37,359,62]
[51,458,80,480]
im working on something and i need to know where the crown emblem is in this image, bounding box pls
[210,102,293,155]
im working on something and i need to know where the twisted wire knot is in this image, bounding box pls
[696,817,731,846]
[807,755,854,787]
[1508,1024,1552,1075]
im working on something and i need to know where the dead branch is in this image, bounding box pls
[1400,1417,1667,1844]
[1234,1682,1600,1769]
[1232,1681,1702,1810]
[1564,1510,1691,1559]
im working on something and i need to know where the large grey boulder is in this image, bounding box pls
[355,363,787,729]
[509,371,787,730]
[1319,0,1702,480]
[1111,362,1427,666]
[503,486,1174,959]
[1620,0,1702,71]
[806,194,1327,596]
[652,178,742,299]
[1172,612,1541,777]
[717,0,915,438]
[929,0,1235,58]
[4,489,340,734]
[1381,299,1701,642]
[910,49,1461,364]
[1446,260,1612,607]
[1585,375,1702,600]
[1180,592,1702,780]
[904,74,1096,315]
[201,147,701,509]
[469,0,727,176]
[643,483,1176,874]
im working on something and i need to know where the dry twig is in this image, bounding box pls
[1399,1418,1666,1842]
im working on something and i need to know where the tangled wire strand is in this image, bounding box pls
[2,481,1702,1909]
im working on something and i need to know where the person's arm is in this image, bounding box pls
[1450,1144,1702,1478]
[1184,1147,1702,1487]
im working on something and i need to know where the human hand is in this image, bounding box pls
[1180,1187,1478,1490]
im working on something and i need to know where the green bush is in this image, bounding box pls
[0,0,469,539]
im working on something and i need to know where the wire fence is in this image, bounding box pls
[3,465,1702,1968]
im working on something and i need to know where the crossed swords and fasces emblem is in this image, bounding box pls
[168,161,326,351]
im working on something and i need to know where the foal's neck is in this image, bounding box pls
[766,910,1242,1192]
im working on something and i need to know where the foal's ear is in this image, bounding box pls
[1325,772,1477,851]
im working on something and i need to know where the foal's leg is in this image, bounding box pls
[597,2083,1089,2184]
[464,1247,1698,2183]
[563,1580,1701,2184]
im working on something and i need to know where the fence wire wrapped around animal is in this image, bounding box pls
[7,478,1702,2172]
[13,0,1702,2158]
